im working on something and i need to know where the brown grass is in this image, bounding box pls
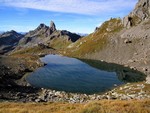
[11,46,54,56]
[0,100,150,113]
[11,54,39,60]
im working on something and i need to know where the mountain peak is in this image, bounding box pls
[10,30,17,33]
[1,30,20,36]
[50,21,56,32]
[123,0,150,28]
[37,23,48,30]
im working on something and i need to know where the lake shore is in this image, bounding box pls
[0,54,150,103]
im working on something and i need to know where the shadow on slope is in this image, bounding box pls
[80,59,146,83]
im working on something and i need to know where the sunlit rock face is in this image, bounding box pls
[123,0,150,28]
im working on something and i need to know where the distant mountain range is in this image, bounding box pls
[0,30,23,54]
[77,33,88,37]
[0,21,81,54]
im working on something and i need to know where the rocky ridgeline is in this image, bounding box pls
[25,21,56,39]
[18,21,81,47]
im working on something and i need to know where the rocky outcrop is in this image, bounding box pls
[123,0,150,28]
[49,21,56,35]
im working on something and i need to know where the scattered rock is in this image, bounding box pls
[124,39,132,44]
[143,68,148,72]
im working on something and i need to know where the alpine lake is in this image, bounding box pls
[26,55,145,94]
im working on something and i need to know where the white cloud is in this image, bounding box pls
[0,0,138,15]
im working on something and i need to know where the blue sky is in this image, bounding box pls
[0,0,138,33]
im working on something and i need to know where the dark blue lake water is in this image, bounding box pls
[26,55,124,94]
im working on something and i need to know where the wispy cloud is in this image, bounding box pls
[0,0,137,15]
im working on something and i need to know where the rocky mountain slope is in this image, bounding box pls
[0,21,81,55]
[0,30,23,54]
[65,0,150,83]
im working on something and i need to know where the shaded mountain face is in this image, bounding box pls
[0,30,23,54]
[18,21,81,48]
[61,30,81,42]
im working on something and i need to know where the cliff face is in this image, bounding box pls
[123,0,150,28]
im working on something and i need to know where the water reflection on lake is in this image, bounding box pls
[26,55,145,94]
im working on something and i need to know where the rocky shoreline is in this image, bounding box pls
[32,83,150,103]
[0,82,150,103]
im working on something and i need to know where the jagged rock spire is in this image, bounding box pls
[47,21,57,36]
[50,21,56,32]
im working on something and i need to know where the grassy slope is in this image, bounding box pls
[0,100,150,113]
[11,46,55,55]
[65,18,123,57]
[50,37,72,50]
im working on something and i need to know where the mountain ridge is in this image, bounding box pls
[65,0,150,83]
[17,21,81,49]
[0,21,81,54]
[0,30,23,54]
